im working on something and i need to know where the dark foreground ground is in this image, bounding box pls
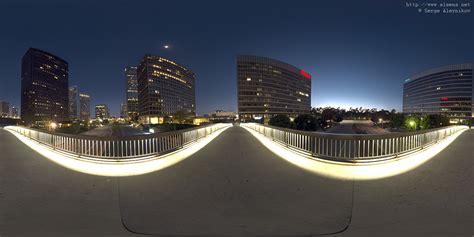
[0,126,472,236]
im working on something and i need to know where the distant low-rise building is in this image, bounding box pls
[208,110,237,122]
[125,66,139,120]
[192,117,209,125]
[210,110,237,118]
[120,102,128,118]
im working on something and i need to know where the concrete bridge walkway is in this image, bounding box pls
[0,126,472,236]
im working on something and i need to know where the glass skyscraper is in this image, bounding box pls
[79,93,91,121]
[68,86,78,120]
[403,63,473,123]
[21,48,69,125]
[125,66,138,120]
[237,55,312,121]
[137,55,196,124]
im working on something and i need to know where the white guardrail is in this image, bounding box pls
[241,123,467,162]
[5,123,229,162]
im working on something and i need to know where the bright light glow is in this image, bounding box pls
[164,45,169,49]
[242,126,467,180]
[149,128,155,133]
[6,125,231,177]
[409,121,415,127]
[50,122,57,130]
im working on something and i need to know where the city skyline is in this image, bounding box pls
[0,1,472,117]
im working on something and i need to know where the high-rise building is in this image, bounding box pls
[0,101,10,117]
[79,93,91,121]
[68,86,78,120]
[120,102,128,118]
[10,106,19,118]
[403,63,473,123]
[237,55,311,121]
[21,48,69,124]
[137,55,196,124]
[95,104,109,119]
[125,66,138,120]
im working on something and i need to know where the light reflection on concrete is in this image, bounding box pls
[242,126,467,180]
[6,125,231,177]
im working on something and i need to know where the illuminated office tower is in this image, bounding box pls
[95,104,109,119]
[237,55,311,120]
[68,86,78,120]
[21,48,69,124]
[79,93,91,121]
[137,55,196,124]
[125,66,139,120]
[403,63,473,123]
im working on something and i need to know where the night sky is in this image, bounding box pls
[0,0,472,116]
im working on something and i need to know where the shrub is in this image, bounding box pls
[269,114,291,128]
[294,114,318,131]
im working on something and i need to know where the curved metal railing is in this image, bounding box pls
[241,123,467,162]
[5,123,229,162]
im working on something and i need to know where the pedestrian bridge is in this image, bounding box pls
[0,124,472,236]
[2,123,468,179]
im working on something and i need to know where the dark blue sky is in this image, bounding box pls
[0,0,472,116]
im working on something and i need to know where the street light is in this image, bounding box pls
[409,120,415,128]
[50,122,57,130]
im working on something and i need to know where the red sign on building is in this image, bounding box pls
[300,70,311,79]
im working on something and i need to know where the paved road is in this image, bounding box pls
[326,120,389,135]
[81,125,146,137]
[325,123,356,134]
[0,126,472,236]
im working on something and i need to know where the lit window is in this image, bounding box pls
[246,78,251,81]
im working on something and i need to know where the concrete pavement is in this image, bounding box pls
[0,128,138,237]
[335,129,473,237]
[118,126,353,236]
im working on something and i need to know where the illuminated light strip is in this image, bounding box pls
[6,125,231,177]
[242,126,468,180]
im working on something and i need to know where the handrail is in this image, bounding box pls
[5,123,229,161]
[241,123,467,162]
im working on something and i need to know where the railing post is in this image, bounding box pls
[51,135,55,150]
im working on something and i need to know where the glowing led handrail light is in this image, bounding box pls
[241,124,468,180]
[5,124,231,177]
